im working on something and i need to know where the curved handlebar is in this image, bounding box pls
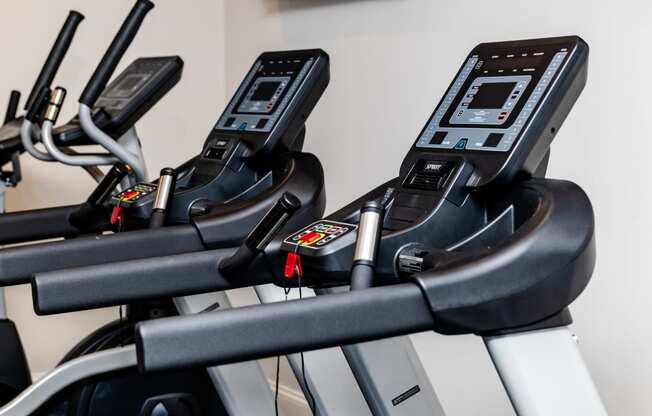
[25,11,84,111]
[79,0,154,107]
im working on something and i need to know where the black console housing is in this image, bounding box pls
[111,49,330,225]
[281,36,589,288]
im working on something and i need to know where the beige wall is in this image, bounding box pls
[223,0,652,414]
[1,0,225,375]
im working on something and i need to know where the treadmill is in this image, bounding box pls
[129,36,607,416]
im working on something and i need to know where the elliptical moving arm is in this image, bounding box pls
[20,10,84,162]
[76,0,155,181]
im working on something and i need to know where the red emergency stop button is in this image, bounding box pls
[298,231,325,246]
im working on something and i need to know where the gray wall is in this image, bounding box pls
[223,0,651,414]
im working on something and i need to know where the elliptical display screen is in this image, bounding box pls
[416,41,574,152]
[215,56,316,133]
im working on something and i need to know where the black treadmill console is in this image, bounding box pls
[408,36,588,186]
[112,49,329,224]
[281,36,588,285]
[213,49,329,154]
[53,56,183,145]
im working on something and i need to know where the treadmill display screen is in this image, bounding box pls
[251,81,281,101]
[468,82,515,109]
[416,41,574,152]
[215,55,316,133]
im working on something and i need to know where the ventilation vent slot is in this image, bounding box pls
[406,172,444,191]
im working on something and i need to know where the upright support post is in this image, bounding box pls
[484,327,607,416]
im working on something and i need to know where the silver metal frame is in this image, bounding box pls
[485,326,607,416]
[0,347,137,416]
[256,283,446,416]
[255,284,372,415]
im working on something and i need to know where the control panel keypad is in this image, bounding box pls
[112,183,158,205]
[285,221,356,248]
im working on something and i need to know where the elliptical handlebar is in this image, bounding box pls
[4,91,20,124]
[21,10,85,163]
[24,10,84,112]
[76,0,155,181]
[79,0,154,107]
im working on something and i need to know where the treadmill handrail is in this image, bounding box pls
[133,178,596,373]
[0,224,204,286]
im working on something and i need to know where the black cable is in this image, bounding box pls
[298,272,317,415]
[264,250,284,416]
[264,247,317,415]
[118,304,125,347]
[275,355,281,416]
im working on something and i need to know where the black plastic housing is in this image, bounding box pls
[134,178,596,372]
[55,56,183,145]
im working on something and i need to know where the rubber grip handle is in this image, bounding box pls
[25,86,51,123]
[244,192,301,251]
[79,0,154,106]
[86,163,130,205]
[25,11,84,111]
[4,90,21,124]
[219,192,300,276]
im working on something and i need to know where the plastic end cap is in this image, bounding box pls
[160,167,176,177]
[68,10,85,23]
[361,200,383,214]
[280,192,301,214]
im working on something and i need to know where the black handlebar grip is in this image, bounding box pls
[25,11,84,112]
[219,192,301,276]
[79,0,154,107]
[87,164,131,205]
[245,192,301,251]
[25,86,51,123]
[4,91,21,124]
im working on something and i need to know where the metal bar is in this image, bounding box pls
[0,347,136,416]
[484,326,607,416]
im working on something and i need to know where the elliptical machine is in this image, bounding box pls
[0,1,194,414]
[127,36,607,416]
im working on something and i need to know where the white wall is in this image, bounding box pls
[3,1,649,415]
[0,0,225,375]
[223,0,652,415]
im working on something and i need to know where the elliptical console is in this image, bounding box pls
[53,56,183,145]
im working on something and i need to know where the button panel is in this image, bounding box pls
[112,183,158,206]
[284,220,357,249]
[417,50,569,152]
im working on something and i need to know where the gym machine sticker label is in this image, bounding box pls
[284,220,356,249]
